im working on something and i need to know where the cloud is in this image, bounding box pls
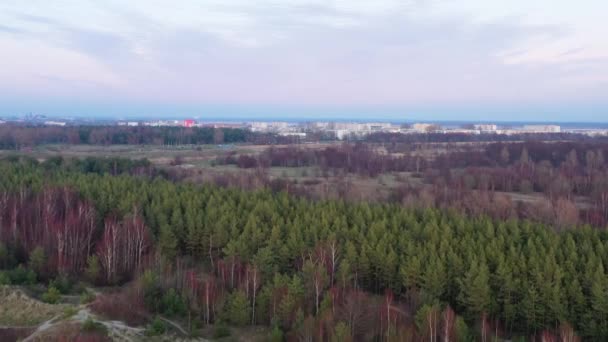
[0,0,606,118]
[0,23,24,34]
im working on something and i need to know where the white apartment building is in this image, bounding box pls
[474,124,497,131]
[523,125,561,133]
[44,121,67,126]
[412,123,435,132]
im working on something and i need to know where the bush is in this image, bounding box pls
[82,317,108,335]
[519,179,534,194]
[28,247,46,276]
[213,322,231,339]
[145,317,167,336]
[189,320,202,338]
[269,324,284,342]
[0,242,9,268]
[331,322,348,342]
[455,316,472,342]
[0,271,10,285]
[49,275,72,294]
[84,256,101,284]
[223,291,250,326]
[7,265,36,285]
[42,286,61,304]
[160,288,187,317]
[90,289,148,326]
[62,307,78,319]
[80,290,96,304]
[141,270,162,312]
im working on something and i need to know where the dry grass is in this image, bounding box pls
[0,286,67,326]
[26,321,110,342]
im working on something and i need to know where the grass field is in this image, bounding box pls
[0,143,570,206]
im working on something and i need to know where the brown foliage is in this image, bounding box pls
[90,287,148,326]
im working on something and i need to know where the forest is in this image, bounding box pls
[0,155,607,341]
[211,141,608,229]
[0,125,299,149]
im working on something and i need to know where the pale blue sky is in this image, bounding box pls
[1,0,607,121]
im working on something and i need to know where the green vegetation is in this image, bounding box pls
[82,317,109,335]
[80,290,96,304]
[84,255,101,284]
[49,275,73,295]
[222,291,251,326]
[1,157,608,339]
[62,306,78,319]
[0,265,36,285]
[213,322,231,339]
[42,286,61,304]
[28,247,46,276]
[269,325,284,342]
[145,316,167,336]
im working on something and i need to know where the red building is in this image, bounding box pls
[183,119,195,127]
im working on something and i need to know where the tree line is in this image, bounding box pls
[218,144,427,177]
[0,125,278,148]
[365,132,607,144]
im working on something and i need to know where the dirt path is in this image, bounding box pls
[158,316,189,335]
[21,314,63,342]
[1,286,212,341]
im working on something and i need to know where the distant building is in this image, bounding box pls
[205,123,245,129]
[523,125,561,133]
[412,123,435,132]
[442,129,479,135]
[249,122,268,132]
[249,121,290,132]
[308,122,331,130]
[0,120,5,125]
[333,130,352,140]
[562,128,608,136]
[279,132,307,137]
[332,122,362,131]
[127,122,139,127]
[474,124,497,132]
[44,121,67,126]
[366,123,394,131]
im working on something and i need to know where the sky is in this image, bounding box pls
[0,0,607,122]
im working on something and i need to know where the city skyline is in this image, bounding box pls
[1,1,607,121]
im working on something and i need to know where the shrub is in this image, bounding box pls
[62,307,78,319]
[0,242,9,268]
[80,290,96,304]
[141,271,162,312]
[90,289,147,326]
[269,324,284,342]
[145,317,167,336]
[28,247,46,276]
[213,322,230,339]
[331,322,348,342]
[8,265,36,285]
[0,271,10,285]
[84,256,101,284]
[82,317,108,335]
[160,288,187,317]
[42,286,61,304]
[519,179,534,194]
[222,291,250,326]
[49,275,72,294]
[455,316,472,342]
